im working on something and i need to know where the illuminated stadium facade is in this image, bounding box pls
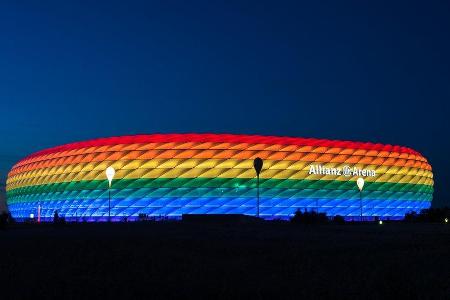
[6,134,433,221]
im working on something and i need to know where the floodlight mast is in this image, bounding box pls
[357,178,365,222]
[106,166,116,222]
[253,157,263,218]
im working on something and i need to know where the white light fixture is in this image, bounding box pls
[357,177,365,191]
[106,166,116,188]
[379,220,383,225]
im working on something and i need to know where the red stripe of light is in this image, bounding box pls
[18,133,422,163]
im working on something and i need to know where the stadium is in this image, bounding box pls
[6,134,433,221]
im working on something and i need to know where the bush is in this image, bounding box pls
[53,210,66,226]
[332,215,345,224]
[138,213,148,221]
[291,209,328,224]
[404,207,450,223]
[404,211,418,222]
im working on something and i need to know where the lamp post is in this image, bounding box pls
[106,166,116,222]
[357,177,365,222]
[37,203,41,223]
[253,157,263,218]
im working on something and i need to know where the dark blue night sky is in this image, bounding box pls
[1,0,449,210]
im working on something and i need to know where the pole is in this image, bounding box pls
[360,190,362,222]
[257,175,260,218]
[253,157,263,219]
[108,187,111,222]
[106,166,115,222]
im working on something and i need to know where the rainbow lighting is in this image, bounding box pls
[6,134,433,221]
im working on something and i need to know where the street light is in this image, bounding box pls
[253,157,263,218]
[357,177,364,222]
[106,166,116,222]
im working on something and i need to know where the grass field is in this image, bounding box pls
[1,221,449,299]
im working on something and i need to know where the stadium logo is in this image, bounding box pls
[308,164,376,177]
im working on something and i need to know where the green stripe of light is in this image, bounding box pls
[7,177,433,202]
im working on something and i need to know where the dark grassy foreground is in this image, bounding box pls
[1,222,449,299]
